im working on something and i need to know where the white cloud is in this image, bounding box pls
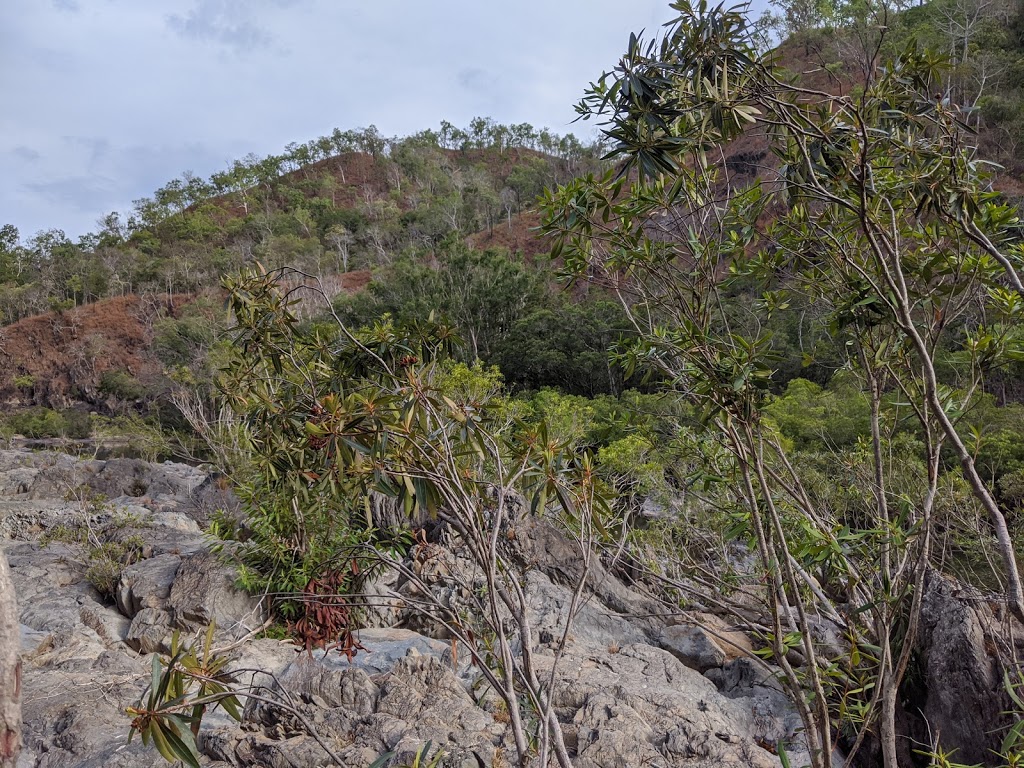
[1,0,766,239]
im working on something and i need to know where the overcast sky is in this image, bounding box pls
[0,0,699,241]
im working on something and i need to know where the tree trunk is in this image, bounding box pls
[0,551,20,768]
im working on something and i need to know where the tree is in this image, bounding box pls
[160,266,611,768]
[340,242,541,362]
[0,552,20,768]
[325,224,354,272]
[543,2,1024,765]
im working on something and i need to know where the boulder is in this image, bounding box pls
[166,551,264,636]
[114,553,180,619]
[124,607,171,654]
[526,569,649,652]
[706,657,805,755]
[205,651,508,768]
[85,458,206,500]
[541,643,789,768]
[909,571,1021,766]
[657,623,728,672]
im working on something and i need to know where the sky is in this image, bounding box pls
[0,0,692,242]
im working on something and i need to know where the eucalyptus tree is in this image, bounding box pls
[543,2,1024,765]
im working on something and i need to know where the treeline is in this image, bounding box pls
[0,118,606,325]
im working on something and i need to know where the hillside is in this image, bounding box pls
[0,295,189,411]
[0,119,618,424]
[6,4,1024,768]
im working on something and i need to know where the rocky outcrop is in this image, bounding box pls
[903,572,1024,766]
[0,448,814,767]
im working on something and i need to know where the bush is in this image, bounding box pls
[99,370,147,401]
[764,376,870,451]
[2,407,92,439]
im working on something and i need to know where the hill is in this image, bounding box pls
[0,119,625,426]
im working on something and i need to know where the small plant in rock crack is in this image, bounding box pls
[127,624,241,768]
[40,488,149,598]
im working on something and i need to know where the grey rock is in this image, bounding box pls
[656,623,728,672]
[706,657,804,753]
[166,551,264,638]
[79,602,132,646]
[18,624,51,655]
[359,563,403,629]
[0,466,38,496]
[21,453,102,501]
[310,627,455,676]
[208,652,506,768]
[913,571,1017,766]
[278,655,381,712]
[85,457,205,500]
[114,553,180,619]
[125,606,171,654]
[18,647,153,768]
[526,570,649,651]
[187,473,241,527]
[0,499,79,540]
[513,517,666,626]
[542,643,786,768]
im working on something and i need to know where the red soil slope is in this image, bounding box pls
[0,295,189,410]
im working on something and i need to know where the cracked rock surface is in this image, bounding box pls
[2,450,810,767]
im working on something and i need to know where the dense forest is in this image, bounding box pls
[5,0,1024,766]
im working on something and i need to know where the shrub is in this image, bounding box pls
[2,407,92,439]
[99,370,147,401]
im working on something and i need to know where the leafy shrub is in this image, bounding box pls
[2,407,92,439]
[153,314,218,367]
[764,376,870,451]
[99,369,147,400]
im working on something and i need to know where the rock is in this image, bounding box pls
[706,657,805,755]
[278,655,381,712]
[79,602,131,646]
[657,623,728,672]
[908,571,1019,766]
[187,473,241,527]
[18,647,153,768]
[125,606,171,654]
[20,452,102,501]
[19,624,51,654]
[0,499,79,540]
[207,650,507,768]
[539,643,788,768]
[116,551,262,653]
[114,553,180,619]
[513,517,667,627]
[166,551,264,638]
[359,563,403,629]
[691,613,755,661]
[0,466,37,496]
[85,457,206,500]
[309,627,456,676]
[526,570,649,652]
